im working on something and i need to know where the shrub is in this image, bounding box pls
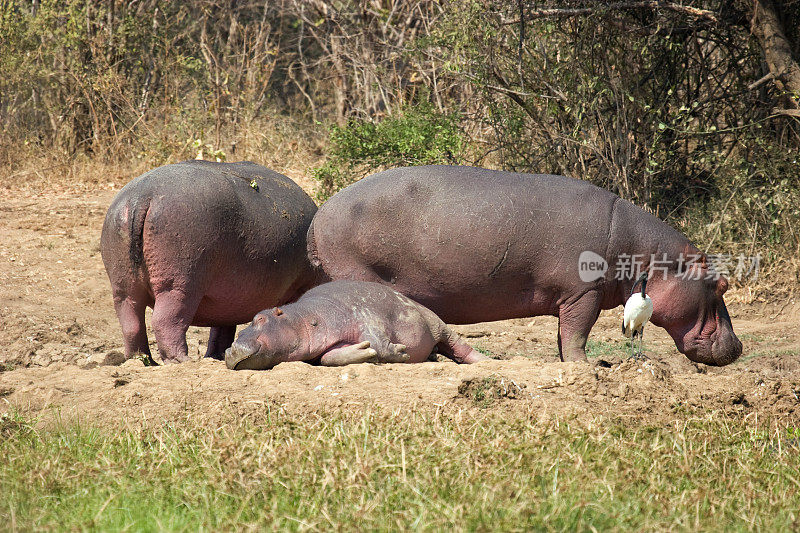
[312,104,466,201]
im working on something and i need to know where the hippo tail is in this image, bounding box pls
[306,216,322,269]
[127,197,151,268]
[305,217,333,285]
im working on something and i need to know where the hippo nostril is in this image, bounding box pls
[225,341,259,370]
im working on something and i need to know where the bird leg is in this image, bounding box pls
[628,330,649,361]
[639,328,644,357]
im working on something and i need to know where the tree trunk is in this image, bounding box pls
[751,0,800,109]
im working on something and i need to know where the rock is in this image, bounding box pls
[463,331,490,338]
[84,350,126,367]
[103,351,126,366]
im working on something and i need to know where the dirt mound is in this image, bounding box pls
[457,374,529,407]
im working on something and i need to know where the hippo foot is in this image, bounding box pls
[319,341,379,366]
[203,350,227,361]
[160,353,191,365]
[379,343,410,364]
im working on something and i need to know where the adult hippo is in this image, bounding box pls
[225,280,486,370]
[101,160,318,363]
[307,165,742,366]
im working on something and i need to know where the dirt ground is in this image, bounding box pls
[1,177,799,430]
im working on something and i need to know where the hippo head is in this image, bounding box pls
[225,307,304,370]
[646,257,742,366]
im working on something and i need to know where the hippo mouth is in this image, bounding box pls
[681,337,741,366]
[225,341,262,370]
[674,307,742,366]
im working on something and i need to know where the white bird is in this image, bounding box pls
[622,272,653,359]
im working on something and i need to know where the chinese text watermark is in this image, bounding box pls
[579,252,760,282]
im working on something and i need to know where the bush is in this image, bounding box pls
[312,105,466,201]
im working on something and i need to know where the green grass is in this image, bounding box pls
[734,350,769,366]
[2,407,799,531]
[586,339,623,359]
[733,349,797,366]
[475,346,493,358]
[737,333,767,343]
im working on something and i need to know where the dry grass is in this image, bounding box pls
[0,113,326,194]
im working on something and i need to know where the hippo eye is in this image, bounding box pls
[310,319,318,327]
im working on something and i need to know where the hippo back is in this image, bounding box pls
[308,165,622,323]
[102,160,318,325]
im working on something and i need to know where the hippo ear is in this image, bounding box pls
[272,307,284,316]
[699,254,708,268]
[716,276,729,296]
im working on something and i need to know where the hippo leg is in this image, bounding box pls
[205,326,236,360]
[113,296,152,361]
[319,341,378,366]
[417,305,487,364]
[151,290,201,364]
[437,329,488,364]
[557,291,602,362]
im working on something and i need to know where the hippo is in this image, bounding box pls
[307,165,743,366]
[101,160,318,364]
[225,280,487,370]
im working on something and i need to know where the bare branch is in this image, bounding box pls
[748,71,776,91]
[773,108,800,118]
[501,1,719,25]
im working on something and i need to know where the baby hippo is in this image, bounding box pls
[225,280,487,370]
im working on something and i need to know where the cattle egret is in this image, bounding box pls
[622,272,653,359]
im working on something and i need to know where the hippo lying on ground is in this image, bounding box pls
[225,280,487,370]
[307,165,743,366]
[101,160,317,363]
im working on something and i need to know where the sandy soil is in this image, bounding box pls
[1,180,799,429]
